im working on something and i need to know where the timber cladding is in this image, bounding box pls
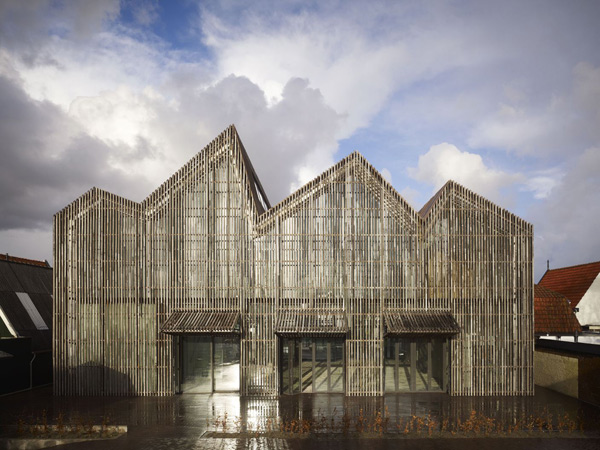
[53,125,533,396]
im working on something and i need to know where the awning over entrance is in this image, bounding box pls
[161,310,240,335]
[276,310,348,338]
[384,311,460,337]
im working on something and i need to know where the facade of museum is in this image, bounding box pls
[53,125,534,397]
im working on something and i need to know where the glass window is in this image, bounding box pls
[280,338,345,394]
[384,337,447,393]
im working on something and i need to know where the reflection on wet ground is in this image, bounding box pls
[1,386,599,449]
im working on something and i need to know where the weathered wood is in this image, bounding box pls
[54,125,533,397]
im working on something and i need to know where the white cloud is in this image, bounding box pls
[407,143,522,205]
[521,168,564,200]
[531,147,600,280]
[468,62,600,158]
[399,186,419,205]
[199,2,491,140]
[380,168,392,184]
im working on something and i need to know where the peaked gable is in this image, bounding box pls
[419,180,532,234]
[257,151,420,232]
[142,125,270,220]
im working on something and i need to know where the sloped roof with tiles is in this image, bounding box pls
[534,284,581,335]
[538,261,600,308]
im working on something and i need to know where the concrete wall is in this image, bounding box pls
[535,346,600,407]
[535,349,578,398]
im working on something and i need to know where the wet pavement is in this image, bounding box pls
[1,386,600,449]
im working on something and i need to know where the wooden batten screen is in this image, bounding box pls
[161,310,240,334]
[54,126,534,397]
[275,310,348,337]
[383,311,460,336]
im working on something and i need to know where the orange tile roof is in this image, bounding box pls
[0,253,50,268]
[538,261,600,308]
[534,284,582,335]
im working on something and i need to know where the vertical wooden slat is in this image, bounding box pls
[53,126,533,397]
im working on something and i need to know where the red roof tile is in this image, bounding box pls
[538,261,600,308]
[0,254,50,268]
[534,284,582,335]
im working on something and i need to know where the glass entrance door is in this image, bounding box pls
[214,336,240,392]
[181,336,212,393]
[180,335,240,393]
[384,337,448,392]
[280,338,344,394]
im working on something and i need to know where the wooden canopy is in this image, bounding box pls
[384,311,460,337]
[161,310,240,335]
[276,310,348,338]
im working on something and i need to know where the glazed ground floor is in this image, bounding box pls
[174,335,450,395]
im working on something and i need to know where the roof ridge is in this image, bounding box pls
[0,254,51,268]
[544,260,600,273]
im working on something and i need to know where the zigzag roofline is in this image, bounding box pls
[56,125,530,231]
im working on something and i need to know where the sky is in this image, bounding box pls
[0,0,599,281]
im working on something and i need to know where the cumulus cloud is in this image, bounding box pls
[468,62,600,158]
[0,0,119,64]
[407,143,522,206]
[199,1,491,140]
[380,168,392,184]
[531,147,600,280]
[0,71,153,231]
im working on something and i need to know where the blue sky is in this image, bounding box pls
[0,0,599,280]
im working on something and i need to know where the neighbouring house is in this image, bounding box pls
[53,125,534,397]
[534,284,581,338]
[538,261,600,329]
[534,268,600,407]
[0,254,53,395]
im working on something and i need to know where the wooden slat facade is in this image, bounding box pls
[54,125,533,396]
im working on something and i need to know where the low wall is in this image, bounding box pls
[534,350,578,397]
[535,339,600,407]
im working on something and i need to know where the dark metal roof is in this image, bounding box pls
[384,311,460,336]
[276,310,348,337]
[161,310,241,334]
[0,259,52,352]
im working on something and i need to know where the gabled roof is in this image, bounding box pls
[0,255,52,351]
[55,186,141,217]
[419,180,528,222]
[257,151,420,231]
[419,181,451,218]
[142,125,270,217]
[0,254,50,268]
[534,284,581,335]
[538,261,600,308]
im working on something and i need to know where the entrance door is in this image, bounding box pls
[181,336,212,393]
[384,337,448,392]
[280,338,344,394]
[180,335,240,393]
[214,336,240,392]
